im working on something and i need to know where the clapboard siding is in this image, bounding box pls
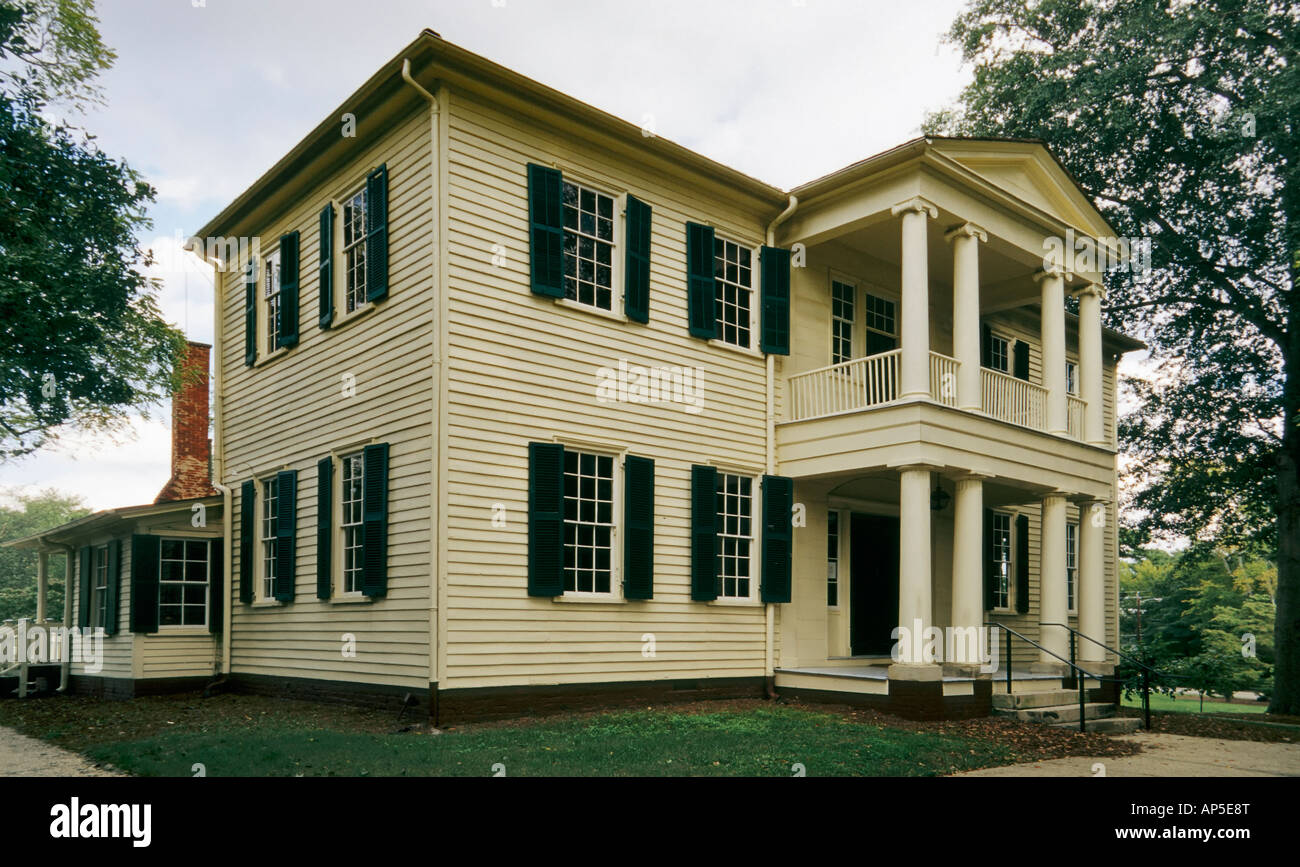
[68,530,132,678]
[219,104,435,691]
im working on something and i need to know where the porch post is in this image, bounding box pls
[1078,500,1108,664]
[1038,492,1070,666]
[891,197,937,400]
[893,465,938,675]
[1035,267,1070,435]
[946,223,987,412]
[950,473,988,667]
[1078,283,1106,446]
[36,551,48,623]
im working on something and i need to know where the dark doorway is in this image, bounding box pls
[849,514,900,657]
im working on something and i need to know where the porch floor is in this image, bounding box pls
[774,665,1067,683]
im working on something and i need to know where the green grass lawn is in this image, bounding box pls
[1121,692,1268,714]
[84,706,1015,777]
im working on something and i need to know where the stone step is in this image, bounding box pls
[993,689,1087,710]
[992,702,1117,724]
[991,678,1101,695]
[1053,716,1142,734]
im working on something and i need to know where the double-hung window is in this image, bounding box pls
[831,281,855,365]
[159,538,210,627]
[260,477,279,600]
[562,181,616,312]
[263,249,282,356]
[714,237,753,349]
[342,186,369,314]
[716,473,755,600]
[563,451,615,595]
[986,332,1010,373]
[1066,361,1079,395]
[92,545,108,629]
[990,512,1012,610]
[827,510,840,607]
[1066,521,1079,613]
[340,452,365,595]
[864,292,897,356]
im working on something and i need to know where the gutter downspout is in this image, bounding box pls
[401,58,446,722]
[764,195,798,700]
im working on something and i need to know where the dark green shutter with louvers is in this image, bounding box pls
[980,324,992,369]
[278,231,300,348]
[624,195,652,323]
[361,443,389,598]
[365,164,389,303]
[274,470,297,602]
[760,246,791,356]
[130,534,160,634]
[209,537,224,634]
[1015,514,1030,614]
[244,257,257,366]
[319,203,335,329]
[77,546,91,628]
[1013,340,1030,381]
[527,164,565,298]
[690,465,719,601]
[623,455,655,600]
[686,223,718,339]
[983,508,995,611]
[317,457,333,600]
[761,475,794,603]
[104,539,121,636]
[527,442,565,597]
[239,480,255,604]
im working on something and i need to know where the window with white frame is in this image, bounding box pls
[92,545,108,629]
[260,477,279,599]
[987,333,1010,373]
[562,181,616,311]
[713,237,753,348]
[990,512,1012,610]
[263,248,282,355]
[159,538,210,627]
[831,281,855,365]
[864,292,897,355]
[1066,521,1079,612]
[715,473,754,599]
[827,510,840,607]
[340,452,365,595]
[342,186,369,314]
[563,451,615,595]
[1066,361,1079,395]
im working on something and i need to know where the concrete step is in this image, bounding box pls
[993,689,1085,710]
[1054,716,1142,734]
[991,678,1101,695]
[992,702,1117,724]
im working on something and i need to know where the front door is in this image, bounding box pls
[849,514,900,657]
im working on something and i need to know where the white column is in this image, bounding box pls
[946,223,987,412]
[1035,267,1069,435]
[894,465,936,673]
[891,197,937,400]
[36,552,48,623]
[1039,493,1069,664]
[950,474,987,665]
[1078,283,1106,446]
[1078,500,1108,664]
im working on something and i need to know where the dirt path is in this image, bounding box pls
[955,731,1300,777]
[0,726,123,777]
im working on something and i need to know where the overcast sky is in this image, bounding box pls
[2,0,981,510]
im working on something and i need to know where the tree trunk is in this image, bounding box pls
[1270,258,1300,716]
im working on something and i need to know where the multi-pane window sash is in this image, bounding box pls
[991,513,1012,609]
[716,473,754,599]
[343,187,368,314]
[714,238,753,348]
[341,453,365,595]
[562,181,615,311]
[831,281,854,365]
[93,546,108,629]
[1066,522,1079,612]
[827,510,840,606]
[864,292,897,354]
[159,538,210,627]
[264,249,282,355]
[261,477,279,599]
[988,334,1010,373]
[563,451,614,594]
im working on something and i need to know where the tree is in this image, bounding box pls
[0,0,185,461]
[927,0,1299,714]
[0,488,89,621]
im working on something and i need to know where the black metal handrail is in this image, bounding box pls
[986,621,1105,732]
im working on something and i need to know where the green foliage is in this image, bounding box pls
[0,487,89,621]
[0,0,115,110]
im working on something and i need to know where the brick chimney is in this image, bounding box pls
[155,341,218,503]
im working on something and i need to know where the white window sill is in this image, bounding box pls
[333,302,376,329]
[708,598,762,607]
[152,627,212,636]
[331,595,373,605]
[252,600,284,609]
[707,338,764,359]
[252,346,290,369]
[555,297,627,323]
[552,595,626,605]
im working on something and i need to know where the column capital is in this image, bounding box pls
[944,222,988,244]
[1075,281,1106,300]
[1032,266,1074,285]
[948,469,992,482]
[890,462,943,474]
[1041,490,1071,504]
[890,196,938,220]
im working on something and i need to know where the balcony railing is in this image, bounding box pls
[1067,395,1085,441]
[980,367,1047,432]
[787,350,900,420]
[929,352,959,408]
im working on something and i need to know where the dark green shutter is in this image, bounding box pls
[761,475,794,603]
[527,442,565,597]
[980,324,992,369]
[686,223,718,339]
[1013,340,1030,381]
[244,257,257,366]
[239,480,255,604]
[104,539,121,636]
[623,455,655,600]
[527,164,565,298]
[209,537,223,634]
[624,195,652,323]
[317,457,333,600]
[130,534,160,634]
[77,546,91,628]
[690,465,719,601]
[366,164,389,303]
[361,443,389,598]
[319,203,335,329]
[274,470,297,602]
[278,231,300,348]
[760,246,791,355]
[983,508,995,611]
[1015,514,1030,614]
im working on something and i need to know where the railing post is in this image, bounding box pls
[1074,632,1086,732]
[1006,628,1013,696]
